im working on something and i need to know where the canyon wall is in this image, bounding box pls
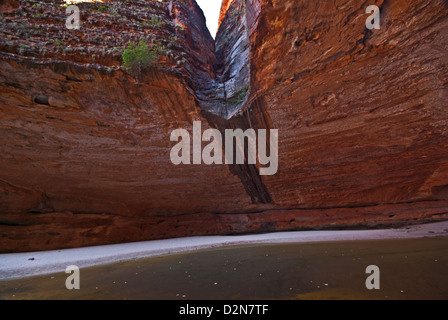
[0,0,447,252]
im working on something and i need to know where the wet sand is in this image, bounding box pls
[1,221,448,300]
[1,236,448,300]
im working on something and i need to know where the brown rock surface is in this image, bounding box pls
[0,0,447,252]
[0,0,18,13]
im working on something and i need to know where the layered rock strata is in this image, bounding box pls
[0,0,447,252]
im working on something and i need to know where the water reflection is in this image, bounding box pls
[1,237,448,300]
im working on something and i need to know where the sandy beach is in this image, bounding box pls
[1,221,448,281]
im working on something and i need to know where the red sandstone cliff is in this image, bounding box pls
[0,0,447,252]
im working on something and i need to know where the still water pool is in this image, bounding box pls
[1,237,447,300]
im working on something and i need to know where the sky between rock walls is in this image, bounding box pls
[196,0,222,38]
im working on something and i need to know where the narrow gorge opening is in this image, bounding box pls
[193,0,254,120]
[196,0,221,39]
[193,0,272,205]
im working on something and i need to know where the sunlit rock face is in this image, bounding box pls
[0,0,18,13]
[0,0,448,252]
[250,0,448,208]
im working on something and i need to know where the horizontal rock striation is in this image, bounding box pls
[0,0,447,252]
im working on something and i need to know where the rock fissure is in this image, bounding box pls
[193,0,255,120]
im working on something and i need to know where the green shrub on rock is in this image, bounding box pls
[121,40,157,78]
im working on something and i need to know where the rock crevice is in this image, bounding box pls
[194,0,255,120]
